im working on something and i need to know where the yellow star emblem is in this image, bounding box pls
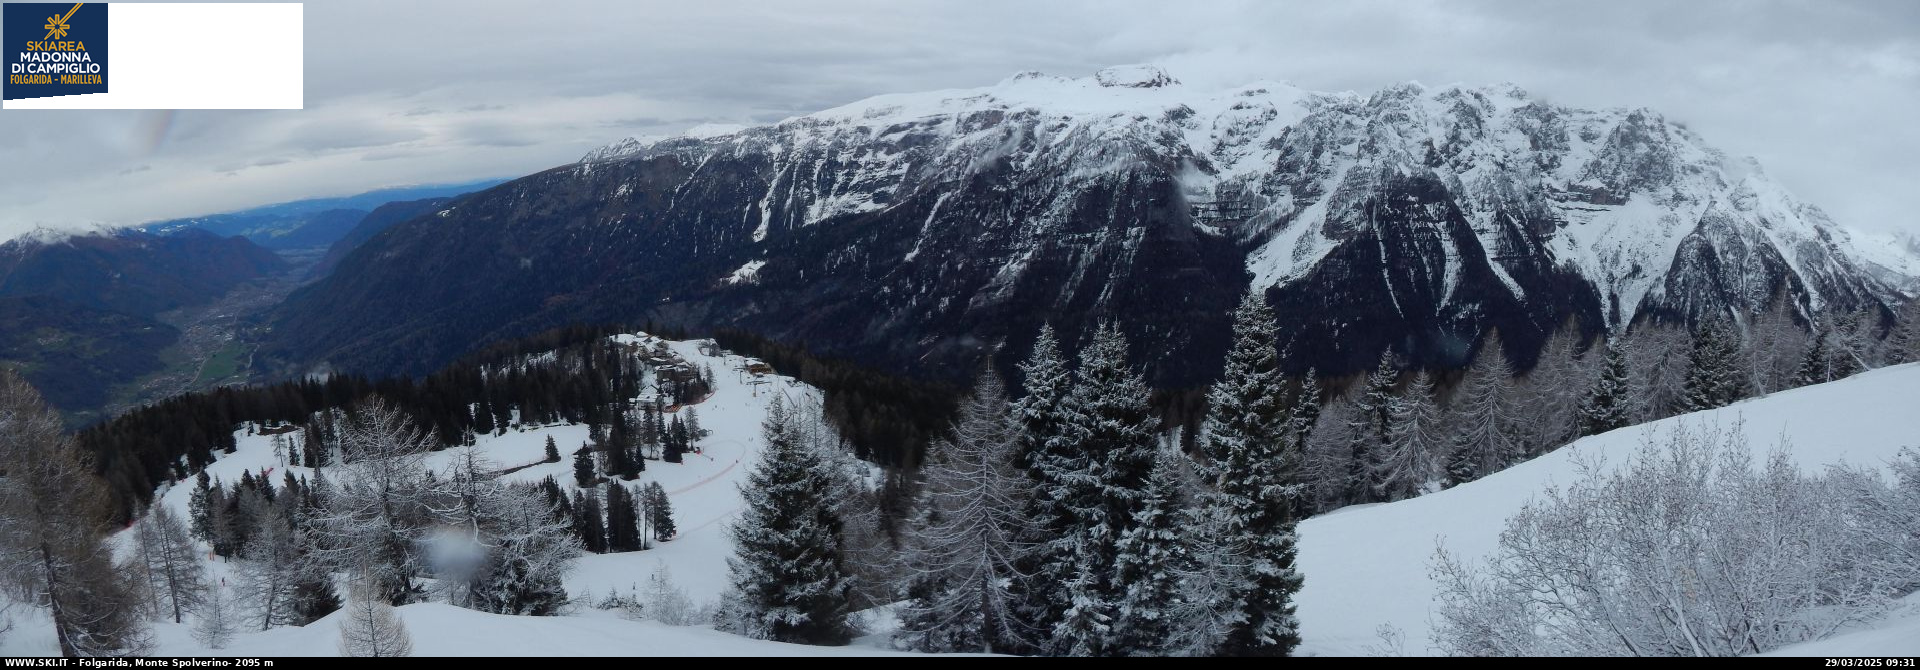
[43,3,83,41]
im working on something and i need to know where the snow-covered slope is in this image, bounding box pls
[585,66,1908,330]
[1295,363,1920,656]
[0,333,912,658]
[141,603,922,657]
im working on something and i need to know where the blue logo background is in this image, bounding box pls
[4,2,108,100]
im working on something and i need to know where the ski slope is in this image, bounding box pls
[0,333,901,657]
[1294,363,1920,656]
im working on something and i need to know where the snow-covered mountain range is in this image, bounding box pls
[270,66,1919,383]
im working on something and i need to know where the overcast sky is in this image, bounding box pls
[2,0,1915,241]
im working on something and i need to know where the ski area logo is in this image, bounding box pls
[4,2,107,100]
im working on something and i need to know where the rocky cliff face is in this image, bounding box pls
[268,67,1914,384]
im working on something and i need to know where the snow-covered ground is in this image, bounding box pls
[3,335,1916,657]
[142,604,923,657]
[1295,362,1920,656]
[0,333,903,657]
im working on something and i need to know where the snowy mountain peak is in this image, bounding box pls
[302,69,1914,386]
[1094,64,1180,88]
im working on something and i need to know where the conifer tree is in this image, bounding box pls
[721,395,855,644]
[1049,322,1160,656]
[1446,331,1520,486]
[337,580,412,657]
[685,407,706,441]
[543,435,560,463]
[896,370,1034,654]
[1795,330,1841,387]
[573,493,607,554]
[135,505,206,624]
[1375,371,1443,501]
[605,484,643,552]
[1683,319,1750,412]
[1110,445,1193,655]
[643,481,676,542]
[1192,290,1304,656]
[1579,339,1633,436]
[1347,351,1399,505]
[1887,299,1920,365]
[1519,318,1593,454]
[665,416,689,463]
[193,584,235,650]
[0,370,150,656]
[572,446,595,487]
[1007,324,1076,648]
[188,471,214,542]
[605,416,640,480]
[1288,371,1322,453]
[289,562,342,626]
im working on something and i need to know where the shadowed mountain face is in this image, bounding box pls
[265,68,1912,386]
[309,197,453,278]
[0,230,288,416]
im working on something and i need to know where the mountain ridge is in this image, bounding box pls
[266,66,1916,384]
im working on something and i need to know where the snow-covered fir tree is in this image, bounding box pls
[466,483,579,615]
[1006,324,1077,649]
[1446,331,1520,487]
[1682,319,1750,412]
[1794,328,1853,388]
[1578,338,1632,436]
[1374,371,1443,502]
[720,394,856,645]
[1047,322,1161,656]
[188,471,214,543]
[895,370,1035,654]
[1110,444,1196,655]
[1191,290,1304,656]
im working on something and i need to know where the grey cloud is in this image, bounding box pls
[284,120,428,153]
[0,0,1913,239]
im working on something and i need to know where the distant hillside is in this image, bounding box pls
[309,197,454,278]
[0,230,288,417]
[139,179,507,250]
